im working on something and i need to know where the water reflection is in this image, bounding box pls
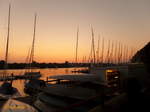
[0,67,86,96]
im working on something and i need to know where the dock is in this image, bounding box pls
[0,74,41,81]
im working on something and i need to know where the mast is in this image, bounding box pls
[101,37,104,64]
[106,40,110,64]
[120,43,123,64]
[88,42,93,64]
[29,13,37,66]
[117,42,121,64]
[123,44,126,64]
[96,35,100,63]
[110,40,114,64]
[4,4,11,70]
[3,4,11,78]
[126,46,129,63]
[75,27,79,64]
[114,41,118,64]
[91,27,96,64]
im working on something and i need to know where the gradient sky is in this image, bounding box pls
[0,0,150,63]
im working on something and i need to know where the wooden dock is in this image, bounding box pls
[0,74,41,81]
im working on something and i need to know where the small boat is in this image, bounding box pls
[0,4,20,99]
[71,69,89,73]
[34,84,103,112]
[23,13,42,80]
[24,14,44,95]
[24,79,46,95]
[47,74,104,85]
[1,98,38,112]
[34,74,107,112]
[0,82,21,99]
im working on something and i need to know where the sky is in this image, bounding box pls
[0,0,150,63]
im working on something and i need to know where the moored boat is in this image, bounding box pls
[1,98,38,112]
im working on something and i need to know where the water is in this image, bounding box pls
[0,67,86,96]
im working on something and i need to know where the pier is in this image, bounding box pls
[0,74,40,81]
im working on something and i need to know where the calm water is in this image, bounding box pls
[0,67,86,96]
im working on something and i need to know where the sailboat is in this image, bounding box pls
[23,13,41,79]
[24,14,45,95]
[0,4,20,98]
[72,27,79,73]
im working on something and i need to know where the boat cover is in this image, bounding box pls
[1,98,37,112]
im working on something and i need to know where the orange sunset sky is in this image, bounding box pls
[0,0,150,63]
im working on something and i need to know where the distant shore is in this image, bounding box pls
[0,60,90,69]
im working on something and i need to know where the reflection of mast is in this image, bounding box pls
[4,4,11,70]
[75,27,79,64]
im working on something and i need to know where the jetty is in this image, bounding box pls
[0,72,41,81]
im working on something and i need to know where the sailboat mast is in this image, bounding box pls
[120,43,123,64]
[96,35,100,64]
[91,27,96,64]
[88,41,93,63]
[114,41,118,64]
[30,13,37,64]
[117,42,121,64]
[110,40,114,64]
[4,4,11,69]
[75,27,79,64]
[126,46,129,63]
[106,40,110,64]
[101,37,104,64]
